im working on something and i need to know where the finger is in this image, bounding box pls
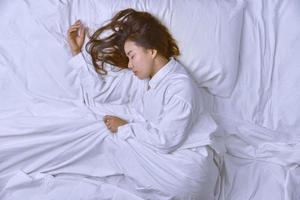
[68,29,78,36]
[70,22,81,27]
[79,26,86,37]
[107,126,114,132]
[104,121,110,127]
[103,118,109,123]
[69,26,80,32]
[111,128,117,133]
[68,27,79,34]
[68,25,80,33]
[105,115,113,120]
[103,115,110,121]
[71,24,81,28]
[71,21,80,26]
[108,116,117,120]
[111,130,116,133]
[72,21,81,25]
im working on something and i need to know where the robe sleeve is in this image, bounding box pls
[67,52,136,107]
[117,95,194,154]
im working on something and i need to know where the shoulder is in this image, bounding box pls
[162,61,204,109]
[166,65,198,97]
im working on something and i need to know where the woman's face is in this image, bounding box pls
[124,40,155,79]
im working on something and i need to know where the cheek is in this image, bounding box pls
[133,55,146,69]
[139,59,151,73]
[144,57,154,72]
[134,53,153,76]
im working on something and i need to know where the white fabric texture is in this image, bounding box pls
[211,0,300,199]
[26,0,245,97]
[0,1,221,199]
[1,0,300,200]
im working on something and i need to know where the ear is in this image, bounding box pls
[149,48,157,59]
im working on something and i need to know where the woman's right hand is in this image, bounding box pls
[67,20,86,56]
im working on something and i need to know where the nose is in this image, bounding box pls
[128,60,133,69]
[128,60,132,69]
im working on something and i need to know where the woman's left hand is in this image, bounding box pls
[67,20,86,56]
[103,115,128,133]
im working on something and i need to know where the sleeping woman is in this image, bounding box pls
[67,8,219,200]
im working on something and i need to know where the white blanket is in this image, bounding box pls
[0,1,220,199]
[212,0,300,199]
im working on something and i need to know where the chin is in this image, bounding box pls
[134,73,144,80]
[136,76,144,80]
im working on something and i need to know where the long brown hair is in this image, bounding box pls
[85,8,180,75]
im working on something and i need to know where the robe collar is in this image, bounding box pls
[148,57,177,90]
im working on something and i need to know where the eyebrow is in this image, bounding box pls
[126,50,132,56]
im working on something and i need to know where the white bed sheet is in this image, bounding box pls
[212,0,300,199]
[0,0,299,200]
[0,1,220,200]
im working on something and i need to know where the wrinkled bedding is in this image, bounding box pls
[0,0,299,199]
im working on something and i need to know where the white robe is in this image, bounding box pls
[67,53,220,199]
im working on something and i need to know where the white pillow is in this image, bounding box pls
[27,0,245,97]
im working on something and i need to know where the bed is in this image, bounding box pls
[0,0,299,199]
